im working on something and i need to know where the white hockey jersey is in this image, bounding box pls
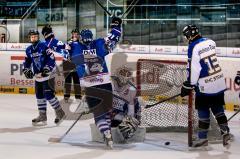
[187,37,226,95]
[112,81,137,116]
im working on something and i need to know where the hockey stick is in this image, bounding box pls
[227,108,240,122]
[145,94,181,109]
[121,0,139,18]
[96,0,112,16]
[48,111,87,143]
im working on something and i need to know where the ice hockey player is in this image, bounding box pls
[181,25,231,148]
[63,29,82,103]
[23,30,66,126]
[111,66,141,140]
[70,17,122,148]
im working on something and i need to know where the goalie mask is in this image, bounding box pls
[112,66,132,87]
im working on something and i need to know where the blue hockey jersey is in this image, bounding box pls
[23,41,56,82]
[71,27,121,87]
[44,37,69,60]
[187,37,226,95]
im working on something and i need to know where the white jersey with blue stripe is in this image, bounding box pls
[187,37,226,95]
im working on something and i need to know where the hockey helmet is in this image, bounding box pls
[80,29,93,44]
[41,24,53,38]
[28,30,39,43]
[28,29,39,36]
[182,25,199,40]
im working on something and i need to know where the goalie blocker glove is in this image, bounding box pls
[23,68,34,79]
[234,71,240,85]
[41,66,51,77]
[181,81,194,97]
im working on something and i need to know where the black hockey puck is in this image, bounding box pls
[165,141,170,145]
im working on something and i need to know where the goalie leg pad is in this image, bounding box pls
[90,123,146,144]
[134,98,142,122]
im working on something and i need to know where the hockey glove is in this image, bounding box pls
[23,68,34,79]
[181,81,194,97]
[118,116,140,139]
[234,71,240,85]
[41,66,51,77]
[110,17,122,28]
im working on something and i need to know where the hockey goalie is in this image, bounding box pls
[111,66,142,140]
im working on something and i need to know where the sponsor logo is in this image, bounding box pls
[19,88,27,94]
[89,77,104,83]
[83,49,97,57]
[0,87,14,93]
[204,73,224,83]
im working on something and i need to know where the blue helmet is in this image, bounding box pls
[80,29,93,44]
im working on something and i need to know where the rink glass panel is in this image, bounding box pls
[0,1,240,48]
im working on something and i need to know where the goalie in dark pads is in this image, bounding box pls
[111,66,142,139]
[181,25,231,148]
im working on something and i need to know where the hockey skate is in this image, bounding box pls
[222,133,231,149]
[103,130,113,149]
[32,112,47,126]
[190,139,210,151]
[54,107,66,125]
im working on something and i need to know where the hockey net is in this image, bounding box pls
[136,59,221,147]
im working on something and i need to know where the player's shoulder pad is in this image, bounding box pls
[39,41,49,50]
[95,38,105,45]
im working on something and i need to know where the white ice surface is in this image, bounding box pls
[1,94,240,159]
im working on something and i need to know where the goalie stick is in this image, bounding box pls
[145,94,181,109]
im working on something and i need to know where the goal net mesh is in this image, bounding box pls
[136,59,222,146]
